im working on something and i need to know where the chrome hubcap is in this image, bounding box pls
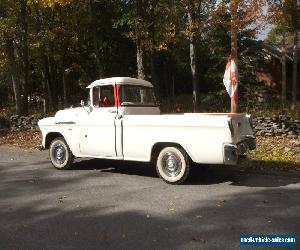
[53,143,66,165]
[162,152,182,177]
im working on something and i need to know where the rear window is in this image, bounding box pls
[119,85,157,106]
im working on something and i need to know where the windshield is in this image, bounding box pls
[119,85,157,106]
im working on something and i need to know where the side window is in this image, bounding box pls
[92,85,115,108]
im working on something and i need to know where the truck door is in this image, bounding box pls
[79,85,117,157]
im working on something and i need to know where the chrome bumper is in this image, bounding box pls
[37,143,45,151]
[223,144,238,165]
[223,136,256,165]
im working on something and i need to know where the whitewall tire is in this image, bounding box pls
[49,137,74,170]
[156,146,190,184]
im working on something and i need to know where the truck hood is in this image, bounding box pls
[38,107,83,126]
[54,107,83,122]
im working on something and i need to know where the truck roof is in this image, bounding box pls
[87,77,153,88]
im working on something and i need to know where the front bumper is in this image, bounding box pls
[37,143,45,151]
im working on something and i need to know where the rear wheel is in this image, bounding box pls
[156,146,190,184]
[49,137,74,170]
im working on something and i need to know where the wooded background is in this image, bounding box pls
[0,0,299,115]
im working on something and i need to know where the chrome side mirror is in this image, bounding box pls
[88,106,93,113]
[81,100,93,114]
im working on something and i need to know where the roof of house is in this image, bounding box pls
[262,43,293,62]
[87,77,153,88]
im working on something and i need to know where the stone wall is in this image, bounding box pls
[9,115,43,131]
[2,114,300,139]
[253,115,300,139]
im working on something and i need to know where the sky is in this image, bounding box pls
[257,24,273,41]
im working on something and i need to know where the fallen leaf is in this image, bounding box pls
[100,230,108,241]
[191,236,206,244]
[58,195,68,203]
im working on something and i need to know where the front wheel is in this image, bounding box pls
[49,137,74,170]
[156,146,190,184]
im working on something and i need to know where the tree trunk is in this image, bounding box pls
[41,70,49,114]
[63,72,67,108]
[5,37,22,115]
[88,0,103,78]
[230,0,238,113]
[189,36,199,112]
[19,0,29,115]
[33,3,50,113]
[281,15,287,108]
[291,31,298,110]
[149,1,159,95]
[187,1,199,113]
[136,40,146,79]
[136,0,146,80]
[53,63,59,110]
[150,52,159,96]
[43,55,54,112]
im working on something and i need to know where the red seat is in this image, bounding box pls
[102,96,112,107]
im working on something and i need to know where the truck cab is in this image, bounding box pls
[85,77,160,116]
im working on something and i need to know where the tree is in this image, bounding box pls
[179,0,217,112]
[115,0,176,91]
[0,1,24,115]
[285,0,300,110]
[267,0,300,109]
[214,0,264,112]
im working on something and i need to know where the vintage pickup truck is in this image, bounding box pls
[38,77,256,184]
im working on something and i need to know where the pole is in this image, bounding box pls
[230,0,238,113]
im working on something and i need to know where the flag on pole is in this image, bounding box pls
[223,56,238,98]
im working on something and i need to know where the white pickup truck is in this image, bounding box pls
[38,77,256,184]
